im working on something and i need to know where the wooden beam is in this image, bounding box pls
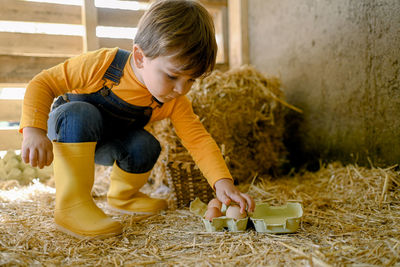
[0,32,82,57]
[0,0,81,24]
[221,6,229,64]
[82,0,99,52]
[228,0,249,68]
[199,0,227,7]
[0,100,22,122]
[208,7,228,64]
[0,55,68,84]
[119,0,227,5]
[99,37,133,51]
[0,129,22,151]
[97,8,144,27]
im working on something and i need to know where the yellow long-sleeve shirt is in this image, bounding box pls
[20,47,232,187]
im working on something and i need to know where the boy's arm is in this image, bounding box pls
[20,48,117,168]
[20,48,117,132]
[170,96,255,212]
[170,96,232,187]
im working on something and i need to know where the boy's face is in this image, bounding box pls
[132,46,196,103]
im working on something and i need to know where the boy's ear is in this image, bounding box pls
[132,45,145,69]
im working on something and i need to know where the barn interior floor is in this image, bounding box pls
[1,162,399,266]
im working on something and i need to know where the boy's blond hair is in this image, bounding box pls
[134,0,217,78]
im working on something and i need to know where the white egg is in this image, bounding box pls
[207,198,222,209]
[225,205,247,220]
[204,207,223,221]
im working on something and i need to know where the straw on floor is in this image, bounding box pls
[1,162,399,266]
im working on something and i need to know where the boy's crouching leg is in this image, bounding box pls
[99,129,167,214]
[107,162,168,214]
[53,142,122,239]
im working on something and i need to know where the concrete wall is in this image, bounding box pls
[248,0,400,169]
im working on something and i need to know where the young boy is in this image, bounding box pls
[20,0,255,238]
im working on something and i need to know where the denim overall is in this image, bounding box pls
[48,49,161,173]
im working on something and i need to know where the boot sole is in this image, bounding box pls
[55,223,122,239]
[106,203,162,215]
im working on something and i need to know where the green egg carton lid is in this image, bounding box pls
[190,198,303,233]
[249,202,303,233]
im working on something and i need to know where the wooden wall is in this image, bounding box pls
[0,0,231,151]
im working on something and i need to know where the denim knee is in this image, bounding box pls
[47,101,103,142]
[95,129,161,173]
[107,130,161,173]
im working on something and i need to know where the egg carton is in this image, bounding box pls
[190,198,303,233]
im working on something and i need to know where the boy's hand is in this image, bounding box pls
[21,127,53,169]
[214,178,255,214]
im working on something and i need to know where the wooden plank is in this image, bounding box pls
[99,37,133,51]
[82,0,99,52]
[0,83,26,87]
[0,100,22,122]
[0,55,68,84]
[221,6,229,64]
[98,8,144,27]
[0,32,82,57]
[199,0,227,7]
[208,7,227,64]
[228,0,249,68]
[0,129,22,151]
[106,0,226,6]
[0,0,81,24]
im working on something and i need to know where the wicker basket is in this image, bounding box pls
[166,159,215,209]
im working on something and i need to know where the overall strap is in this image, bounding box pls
[53,48,132,109]
[103,48,131,84]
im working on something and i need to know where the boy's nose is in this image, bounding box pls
[173,84,186,95]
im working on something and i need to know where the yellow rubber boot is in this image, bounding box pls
[53,142,122,239]
[107,162,168,214]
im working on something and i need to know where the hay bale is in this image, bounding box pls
[187,65,289,182]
